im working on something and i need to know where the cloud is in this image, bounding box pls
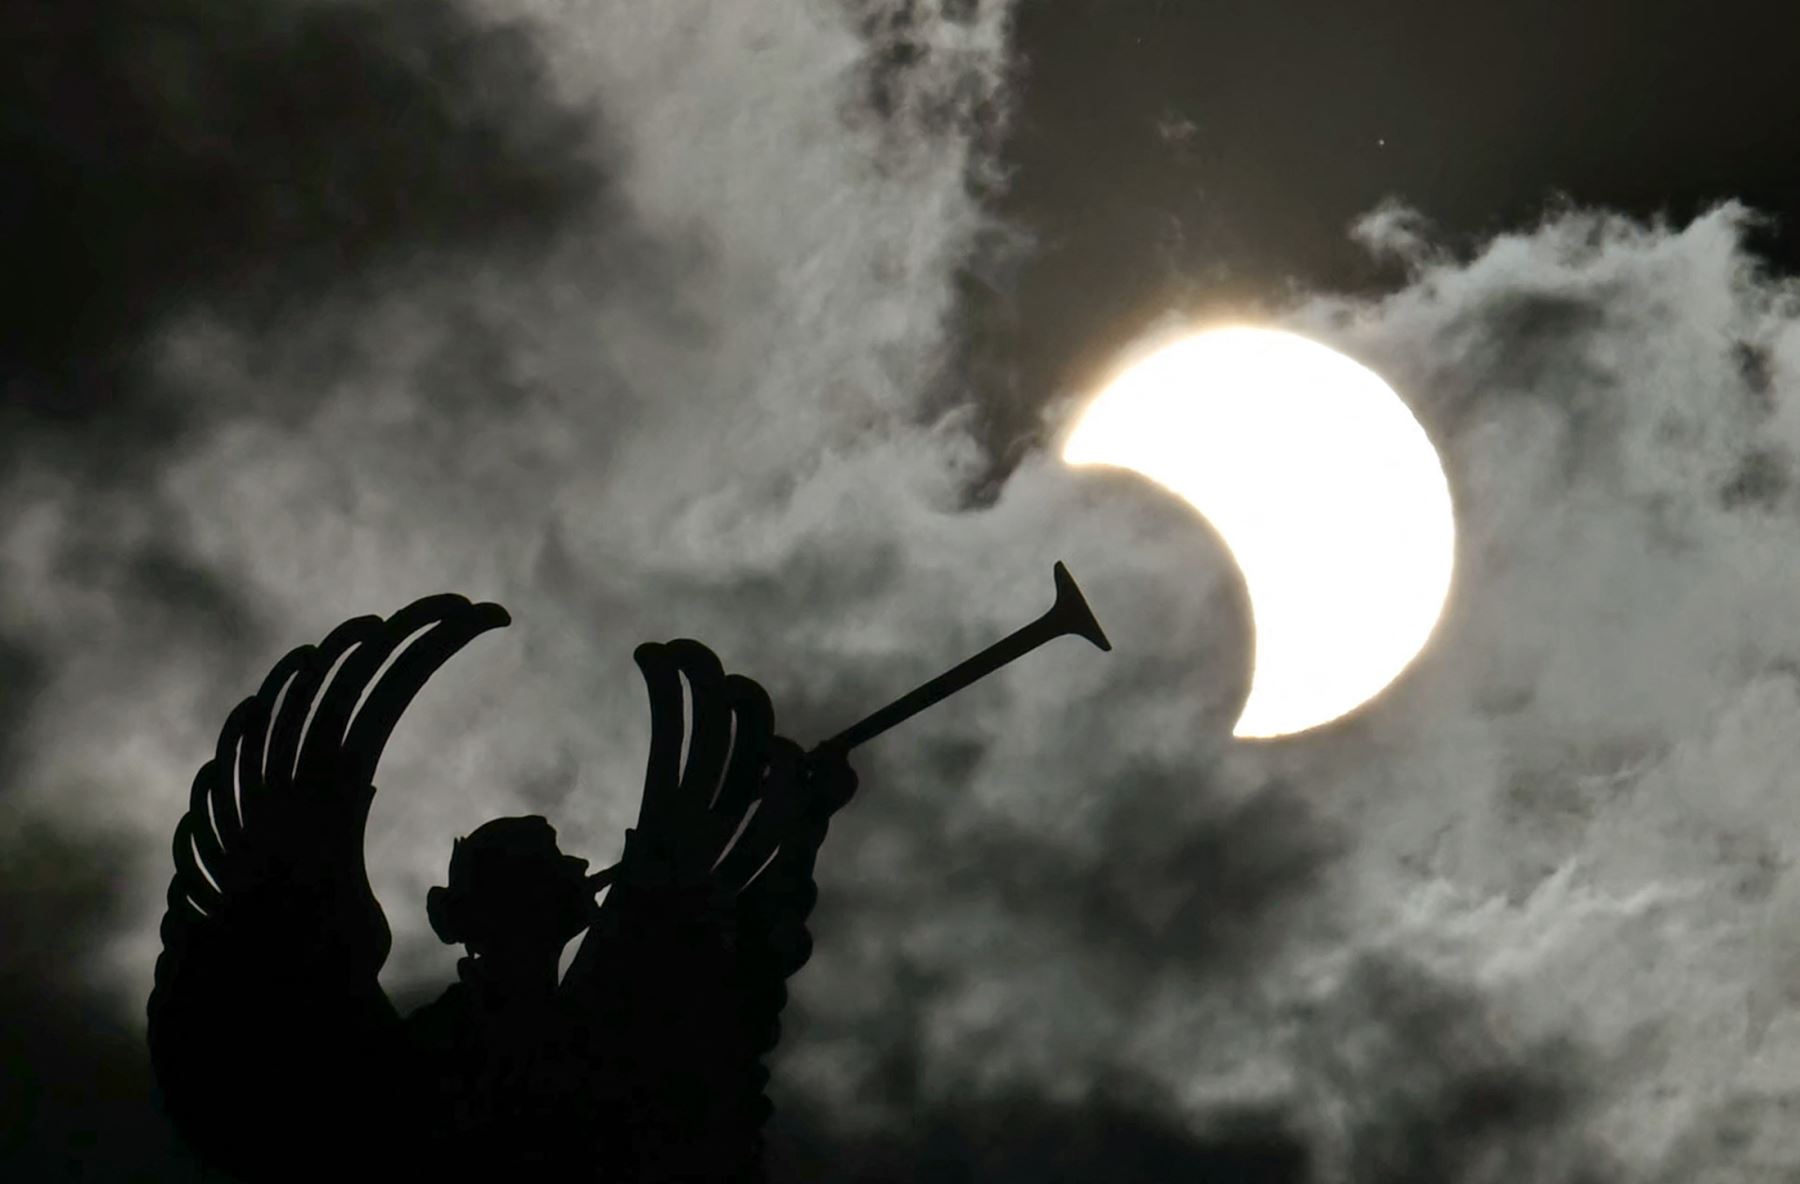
[0,816,201,1178]
[11,2,1800,1182]
[0,0,604,424]
[769,1087,1311,1183]
[1260,205,1800,1180]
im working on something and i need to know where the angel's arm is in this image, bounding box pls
[558,640,858,1181]
[733,744,857,982]
[612,749,855,1182]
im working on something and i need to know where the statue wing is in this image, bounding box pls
[563,639,830,1183]
[147,594,510,1182]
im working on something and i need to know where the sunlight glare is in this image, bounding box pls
[1063,326,1455,738]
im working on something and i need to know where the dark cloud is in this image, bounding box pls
[0,0,604,437]
[122,545,263,643]
[1719,446,1790,513]
[0,819,198,1179]
[1731,341,1776,407]
[916,775,1337,975]
[0,635,46,792]
[1442,290,1613,407]
[851,0,1009,163]
[1295,956,1615,1184]
[769,1091,1309,1183]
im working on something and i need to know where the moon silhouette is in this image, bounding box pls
[1063,326,1455,738]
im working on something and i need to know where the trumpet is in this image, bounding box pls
[587,562,1109,891]
[812,560,1111,755]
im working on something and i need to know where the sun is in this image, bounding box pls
[1063,326,1455,738]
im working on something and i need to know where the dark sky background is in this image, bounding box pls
[5,1,1800,1180]
[965,0,1800,464]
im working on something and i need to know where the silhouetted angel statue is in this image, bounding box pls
[147,595,856,1183]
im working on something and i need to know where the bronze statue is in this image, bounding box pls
[148,568,1105,1182]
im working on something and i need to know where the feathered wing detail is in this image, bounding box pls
[148,595,510,1182]
[563,639,833,1183]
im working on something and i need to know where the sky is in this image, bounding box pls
[5,0,1800,1180]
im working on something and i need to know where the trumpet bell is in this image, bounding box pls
[1051,561,1111,653]
[815,559,1112,754]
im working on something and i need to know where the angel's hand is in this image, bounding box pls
[690,740,855,917]
[759,739,858,842]
[800,747,858,822]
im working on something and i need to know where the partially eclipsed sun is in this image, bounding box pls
[1063,326,1455,739]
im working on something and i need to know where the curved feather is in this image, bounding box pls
[339,600,511,788]
[665,638,730,805]
[289,614,385,794]
[632,641,689,840]
[712,672,772,820]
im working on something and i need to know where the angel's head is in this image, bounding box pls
[426,816,593,959]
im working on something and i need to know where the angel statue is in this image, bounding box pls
[147,595,857,1183]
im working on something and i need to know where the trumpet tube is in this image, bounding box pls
[814,561,1110,755]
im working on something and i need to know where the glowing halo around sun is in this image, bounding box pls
[1063,326,1455,739]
